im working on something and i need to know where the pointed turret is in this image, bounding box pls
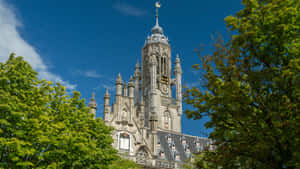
[134,60,141,104]
[103,89,111,122]
[174,54,183,118]
[123,82,128,96]
[116,73,123,96]
[135,60,140,71]
[128,76,135,98]
[104,89,110,106]
[175,54,182,73]
[88,92,97,118]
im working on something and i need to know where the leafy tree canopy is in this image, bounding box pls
[0,54,139,169]
[184,0,299,168]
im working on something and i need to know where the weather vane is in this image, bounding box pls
[155,1,161,25]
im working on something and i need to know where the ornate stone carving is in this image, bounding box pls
[136,149,148,165]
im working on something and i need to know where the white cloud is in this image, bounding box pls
[0,0,76,90]
[78,70,103,78]
[113,1,147,16]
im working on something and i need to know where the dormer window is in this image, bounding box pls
[181,137,186,145]
[185,145,190,153]
[196,142,200,148]
[119,132,130,151]
[175,154,180,161]
[160,151,165,159]
[167,135,172,144]
[172,144,176,151]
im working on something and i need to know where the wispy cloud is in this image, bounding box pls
[113,1,147,16]
[101,84,115,92]
[0,0,76,90]
[77,70,103,78]
[93,76,116,92]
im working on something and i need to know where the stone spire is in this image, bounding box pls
[174,54,183,118]
[174,54,182,73]
[103,89,111,122]
[116,73,123,85]
[135,60,140,70]
[116,73,123,96]
[104,89,110,103]
[88,92,97,117]
[134,60,141,104]
[128,76,135,98]
[123,82,128,96]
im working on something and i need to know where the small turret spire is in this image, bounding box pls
[88,92,97,118]
[135,60,140,70]
[116,73,123,84]
[176,54,181,63]
[89,92,97,108]
[105,88,110,97]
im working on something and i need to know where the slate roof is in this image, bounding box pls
[156,131,211,162]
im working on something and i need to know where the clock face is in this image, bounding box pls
[161,84,168,94]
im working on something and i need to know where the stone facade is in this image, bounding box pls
[88,6,211,169]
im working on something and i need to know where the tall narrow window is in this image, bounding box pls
[163,111,171,129]
[119,133,130,151]
[156,56,159,74]
[164,58,166,75]
[161,57,163,74]
[164,57,167,74]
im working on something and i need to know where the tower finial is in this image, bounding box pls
[155,1,161,26]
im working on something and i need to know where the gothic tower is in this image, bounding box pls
[141,5,182,133]
[88,2,211,168]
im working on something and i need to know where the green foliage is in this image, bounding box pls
[184,0,300,168]
[0,54,138,168]
[108,158,141,169]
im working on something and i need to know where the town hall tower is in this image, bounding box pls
[89,2,210,168]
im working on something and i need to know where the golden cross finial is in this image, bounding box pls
[155,1,161,25]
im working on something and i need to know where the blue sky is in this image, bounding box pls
[0,0,243,137]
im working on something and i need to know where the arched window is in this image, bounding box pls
[119,132,130,151]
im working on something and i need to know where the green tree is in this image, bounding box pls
[184,0,300,168]
[0,54,139,169]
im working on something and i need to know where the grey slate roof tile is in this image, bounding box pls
[156,131,211,162]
